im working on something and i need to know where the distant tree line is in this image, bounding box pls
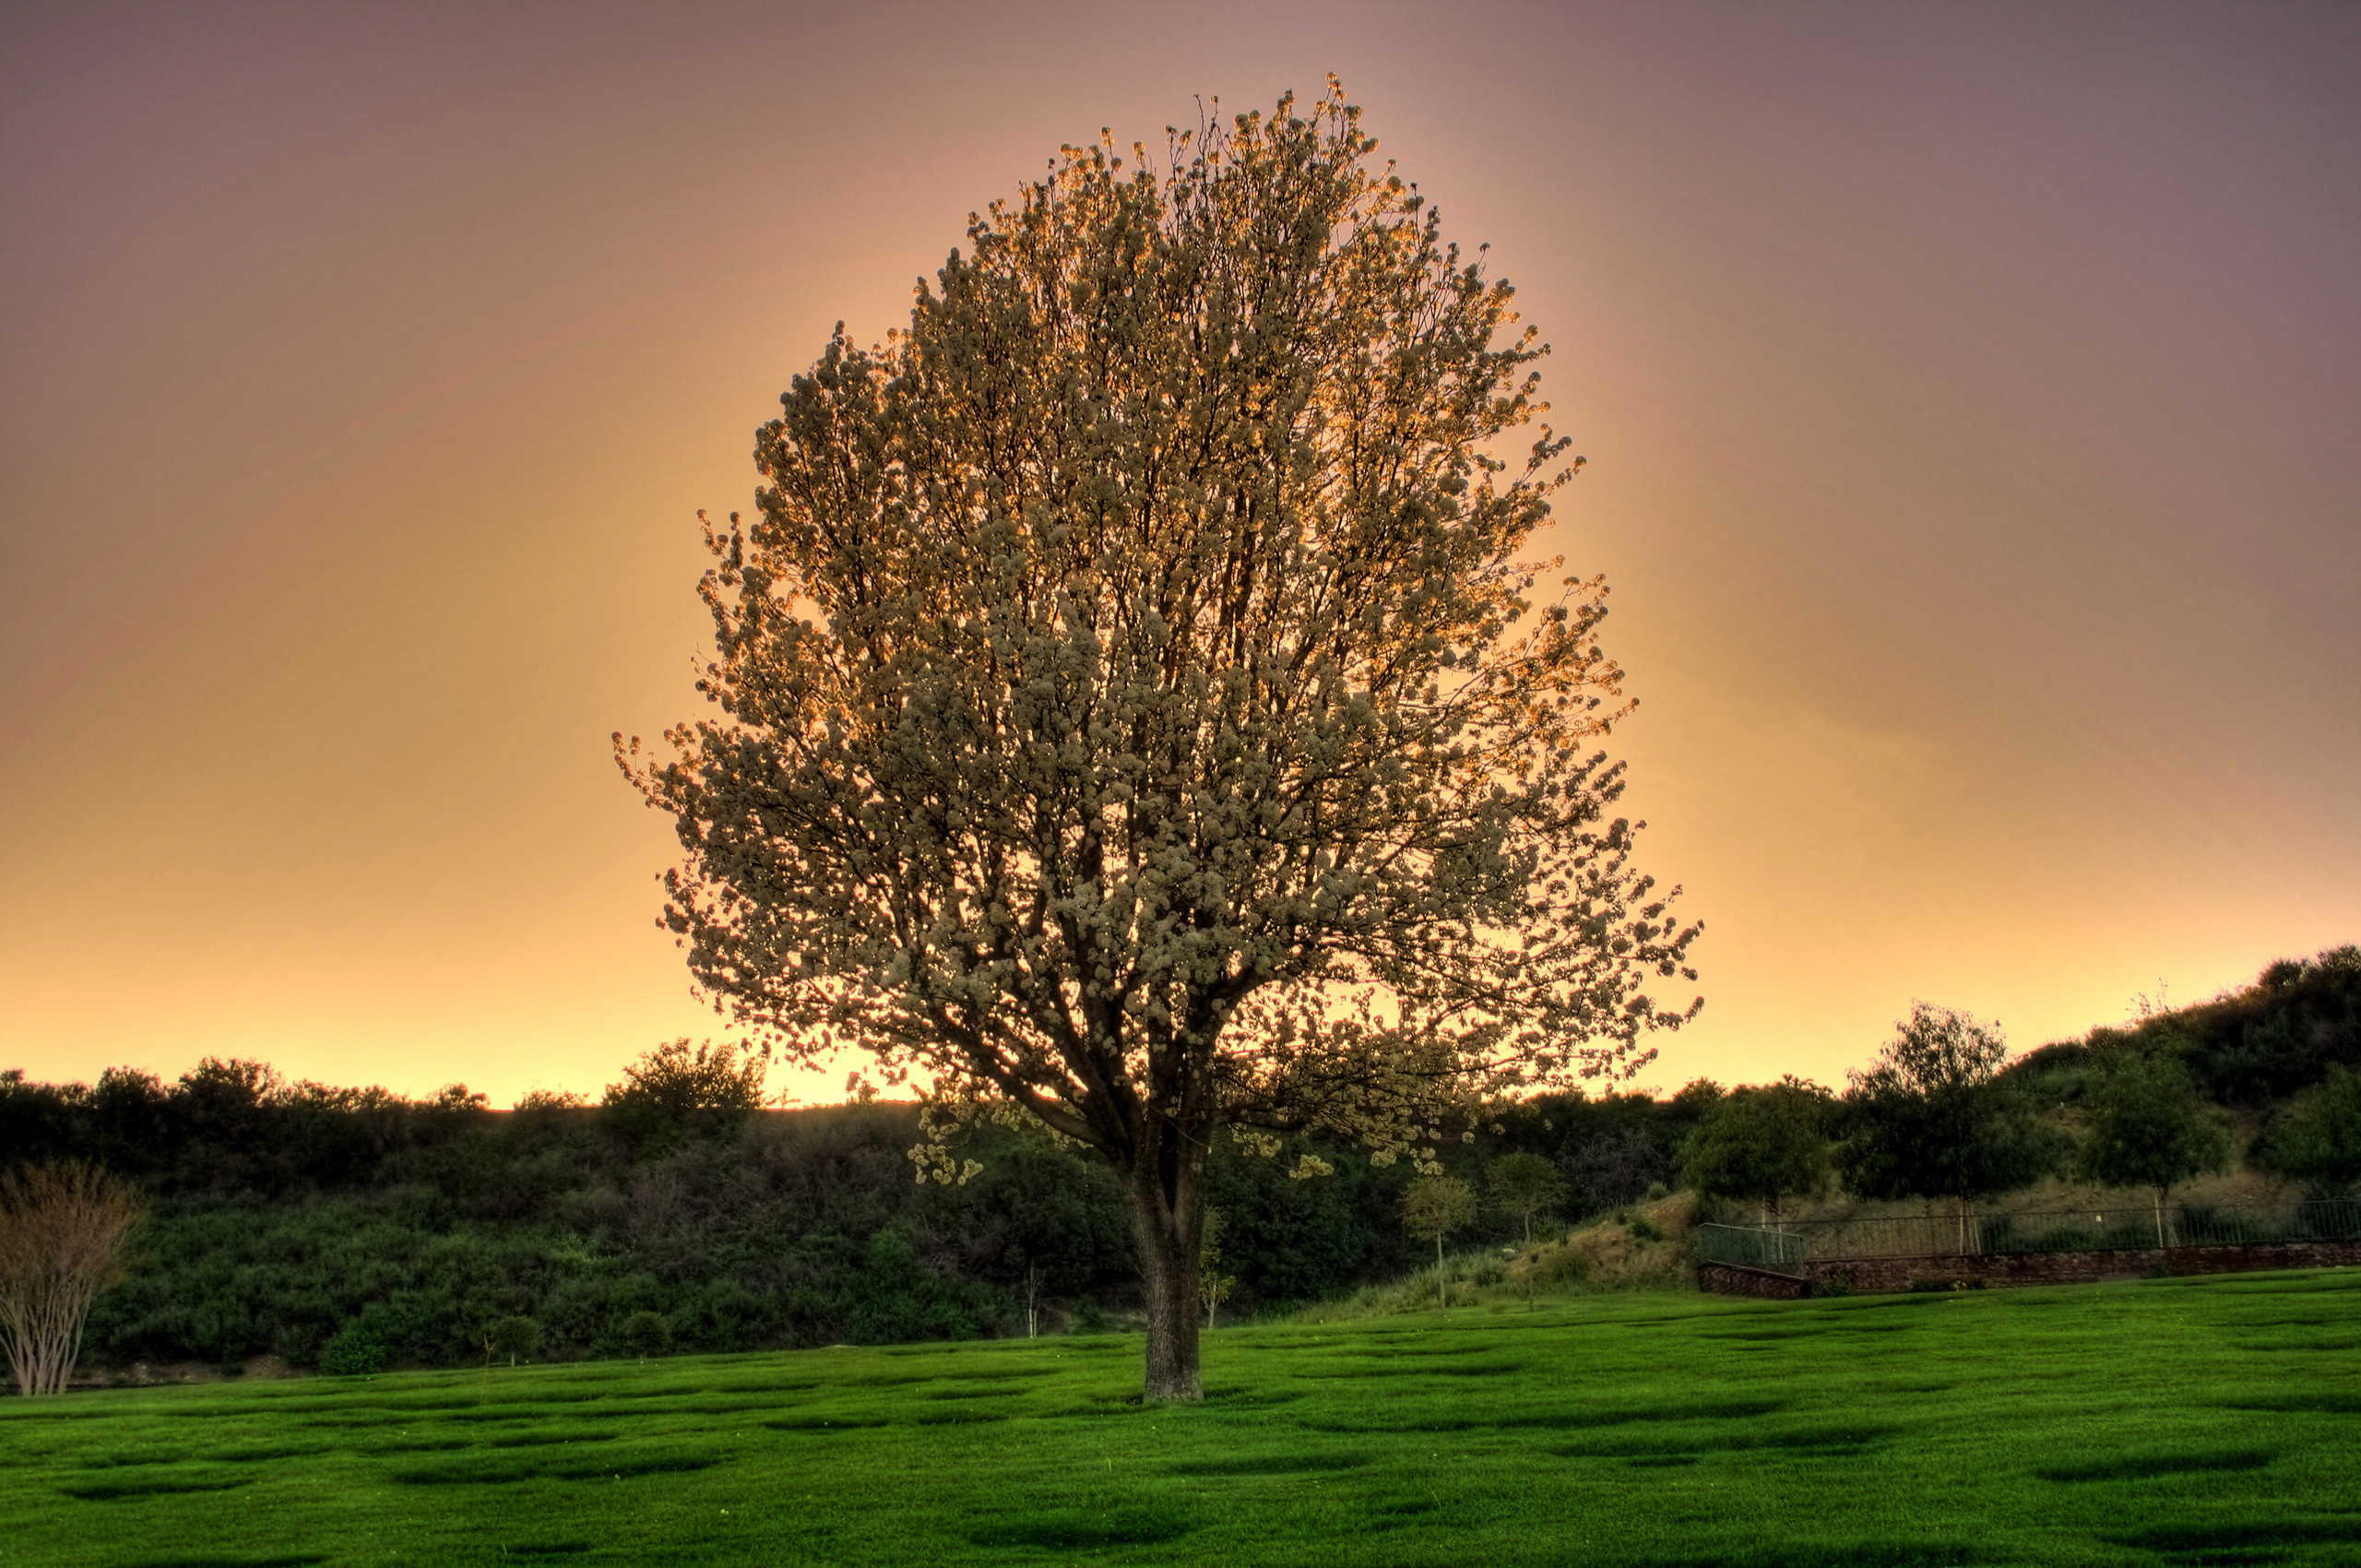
[2,946,2350,1379]
[1675,946,2361,1234]
[0,1043,1716,1376]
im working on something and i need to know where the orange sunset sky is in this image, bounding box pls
[4,1,2355,1109]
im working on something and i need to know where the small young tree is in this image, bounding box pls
[1838,1004,2055,1251]
[0,1161,143,1396]
[2076,1047,2229,1246]
[961,1133,1128,1336]
[616,1310,671,1361]
[1679,1076,1833,1224]
[1402,1175,1478,1309]
[483,1314,543,1370]
[1489,1151,1568,1243]
[2260,1064,2361,1198]
[1197,1208,1236,1330]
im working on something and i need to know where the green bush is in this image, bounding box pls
[616,1309,671,1360]
[320,1324,387,1376]
[484,1314,542,1365]
[1069,1299,1114,1335]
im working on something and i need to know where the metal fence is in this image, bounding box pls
[1698,1198,2361,1273]
[1695,1223,1809,1276]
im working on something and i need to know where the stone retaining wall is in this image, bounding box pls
[1700,1238,2361,1299]
[1696,1263,1810,1299]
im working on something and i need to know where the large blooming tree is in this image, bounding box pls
[619,82,1699,1400]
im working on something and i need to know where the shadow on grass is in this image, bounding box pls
[1501,1399,1786,1431]
[763,1415,889,1432]
[2219,1391,2361,1415]
[1165,1450,1370,1477]
[61,1471,255,1502]
[2106,1517,2361,1552]
[1365,1497,1443,1528]
[1302,1397,1786,1434]
[1560,1421,1904,1461]
[2035,1447,2274,1482]
[967,1506,1194,1550]
[110,1557,330,1568]
[389,1450,719,1485]
[1613,1545,1987,1567]
[482,1431,619,1449]
[1288,1360,1525,1380]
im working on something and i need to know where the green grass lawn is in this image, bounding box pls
[3,1268,2356,1568]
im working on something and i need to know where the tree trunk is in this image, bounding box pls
[1123,1156,1204,1403]
[1437,1234,1446,1310]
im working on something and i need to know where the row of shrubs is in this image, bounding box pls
[61,1087,1714,1373]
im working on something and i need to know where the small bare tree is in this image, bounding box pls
[0,1162,143,1396]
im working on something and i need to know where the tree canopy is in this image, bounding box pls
[1401,1174,1477,1308]
[604,1038,768,1116]
[619,80,1698,1398]
[1837,1004,2056,1229]
[2075,1044,2228,1245]
[1487,1150,1568,1242]
[1679,1075,1833,1223]
[600,1039,769,1151]
[2259,1064,2361,1199]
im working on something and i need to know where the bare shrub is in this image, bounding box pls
[0,1161,143,1396]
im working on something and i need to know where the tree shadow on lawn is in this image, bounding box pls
[109,1556,331,1568]
[1603,1545,1989,1567]
[966,1505,1195,1550]
[2034,1446,2275,1482]
[58,1469,255,1502]
[2106,1516,2361,1554]
[1555,1419,1904,1461]
[1164,1450,1370,1477]
[2218,1391,2361,1415]
[388,1449,720,1485]
[1299,1396,1786,1434]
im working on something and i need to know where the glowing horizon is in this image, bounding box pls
[3,2,2355,1109]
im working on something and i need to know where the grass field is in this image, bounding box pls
[3,1268,2355,1568]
